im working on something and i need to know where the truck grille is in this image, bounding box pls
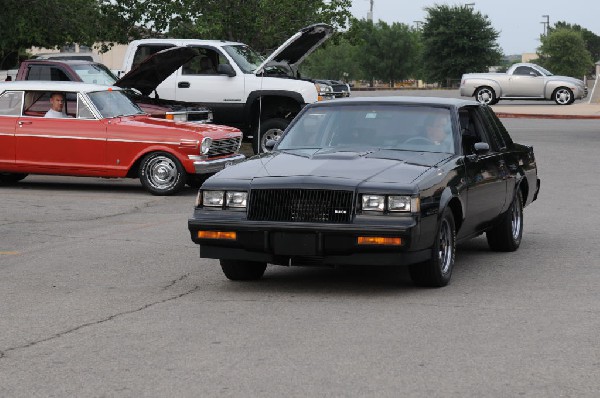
[187,111,212,122]
[248,189,354,223]
[207,137,241,158]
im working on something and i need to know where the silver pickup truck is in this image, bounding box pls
[460,63,587,105]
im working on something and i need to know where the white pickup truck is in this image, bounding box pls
[460,63,587,105]
[119,24,334,153]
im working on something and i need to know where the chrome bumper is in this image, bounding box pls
[192,153,246,174]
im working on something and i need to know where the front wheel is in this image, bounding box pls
[252,118,289,154]
[409,207,456,287]
[220,260,267,281]
[139,152,186,195]
[487,190,523,252]
[0,173,28,185]
[553,87,574,105]
[475,86,498,105]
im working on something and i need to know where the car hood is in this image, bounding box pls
[214,149,452,186]
[115,115,241,139]
[115,47,199,96]
[255,23,334,75]
[550,75,585,85]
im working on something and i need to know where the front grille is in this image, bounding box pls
[187,111,212,122]
[248,189,354,223]
[208,137,241,157]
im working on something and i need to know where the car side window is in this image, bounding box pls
[182,48,224,75]
[0,91,23,116]
[76,94,95,119]
[480,106,513,148]
[27,65,70,81]
[459,107,499,154]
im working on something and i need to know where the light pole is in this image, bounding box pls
[413,21,423,30]
[465,3,475,8]
[541,14,550,36]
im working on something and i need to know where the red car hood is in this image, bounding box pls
[113,115,242,140]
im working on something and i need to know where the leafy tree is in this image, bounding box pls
[302,37,361,81]
[421,4,502,86]
[549,22,600,74]
[537,28,593,78]
[0,0,131,69]
[106,0,352,54]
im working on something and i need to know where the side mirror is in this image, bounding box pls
[474,142,490,154]
[217,64,236,77]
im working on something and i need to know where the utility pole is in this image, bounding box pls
[541,14,550,36]
[367,0,374,22]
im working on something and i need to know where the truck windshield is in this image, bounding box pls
[87,90,144,118]
[72,64,118,85]
[222,45,264,74]
[535,65,553,76]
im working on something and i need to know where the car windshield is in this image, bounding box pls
[535,65,553,76]
[276,104,455,154]
[71,64,118,85]
[87,90,144,118]
[222,44,265,73]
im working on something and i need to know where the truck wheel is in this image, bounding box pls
[475,86,498,105]
[0,173,28,185]
[553,87,573,105]
[252,118,289,154]
[220,260,267,280]
[139,152,186,195]
[409,207,456,287]
[486,190,523,252]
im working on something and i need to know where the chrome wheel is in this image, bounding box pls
[554,87,573,105]
[511,195,523,241]
[438,218,453,275]
[139,152,185,195]
[261,127,284,152]
[475,87,496,105]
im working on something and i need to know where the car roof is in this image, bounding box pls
[310,96,480,108]
[129,38,243,47]
[23,59,99,66]
[0,80,122,93]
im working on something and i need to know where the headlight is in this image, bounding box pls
[165,112,187,122]
[388,196,411,212]
[362,195,385,211]
[226,191,247,208]
[201,137,212,154]
[202,190,224,207]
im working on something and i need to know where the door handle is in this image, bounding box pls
[178,82,190,88]
[18,121,32,127]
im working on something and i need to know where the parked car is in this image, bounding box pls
[314,79,351,98]
[188,96,540,287]
[460,63,587,105]
[0,81,245,195]
[15,47,213,123]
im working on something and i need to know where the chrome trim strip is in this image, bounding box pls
[13,134,180,145]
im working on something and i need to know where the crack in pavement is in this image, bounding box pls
[162,273,191,290]
[0,285,200,360]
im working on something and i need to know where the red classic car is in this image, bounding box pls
[0,81,245,195]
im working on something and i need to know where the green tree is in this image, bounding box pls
[107,0,352,54]
[537,28,593,77]
[549,22,600,74]
[421,4,502,86]
[302,37,361,81]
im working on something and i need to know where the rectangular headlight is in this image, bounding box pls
[202,190,225,207]
[362,194,385,212]
[226,191,247,208]
[388,195,411,212]
[165,112,187,122]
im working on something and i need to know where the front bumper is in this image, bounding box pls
[188,213,431,267]
[191,153,246,174]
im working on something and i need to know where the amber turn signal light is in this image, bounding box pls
[198,231,237,240]
[357,236,402,246]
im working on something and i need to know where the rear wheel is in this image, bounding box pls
[475,86,498,105]
[0,173,28,185]
[252,118,288,154]
[220,260,267,281]
[409,207,456,287]
[553,87,573,105]
[487,190,523,251]
[139,152,186,195]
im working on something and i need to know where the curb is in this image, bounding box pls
[495,112,600,120]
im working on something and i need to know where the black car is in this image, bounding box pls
[188,97,540,287]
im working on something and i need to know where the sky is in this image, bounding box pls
[349,0,600,55]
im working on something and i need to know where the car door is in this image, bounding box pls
[505,65,545,97]
[171,46,246,126]
[15,91,107,174]
[459,106,508,237]
[0,90,22,169]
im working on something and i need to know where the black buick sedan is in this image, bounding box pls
[188,97,540,287]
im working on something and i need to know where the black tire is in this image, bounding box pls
[487,190,523,252]
[252,118,289,154]
[0,173,28,185]
[186,174,209,189]
[553,87,573,105]
[409,207,456,287]
[220,260,267,281]
[475,86,498,105]
[138,152,186,196]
